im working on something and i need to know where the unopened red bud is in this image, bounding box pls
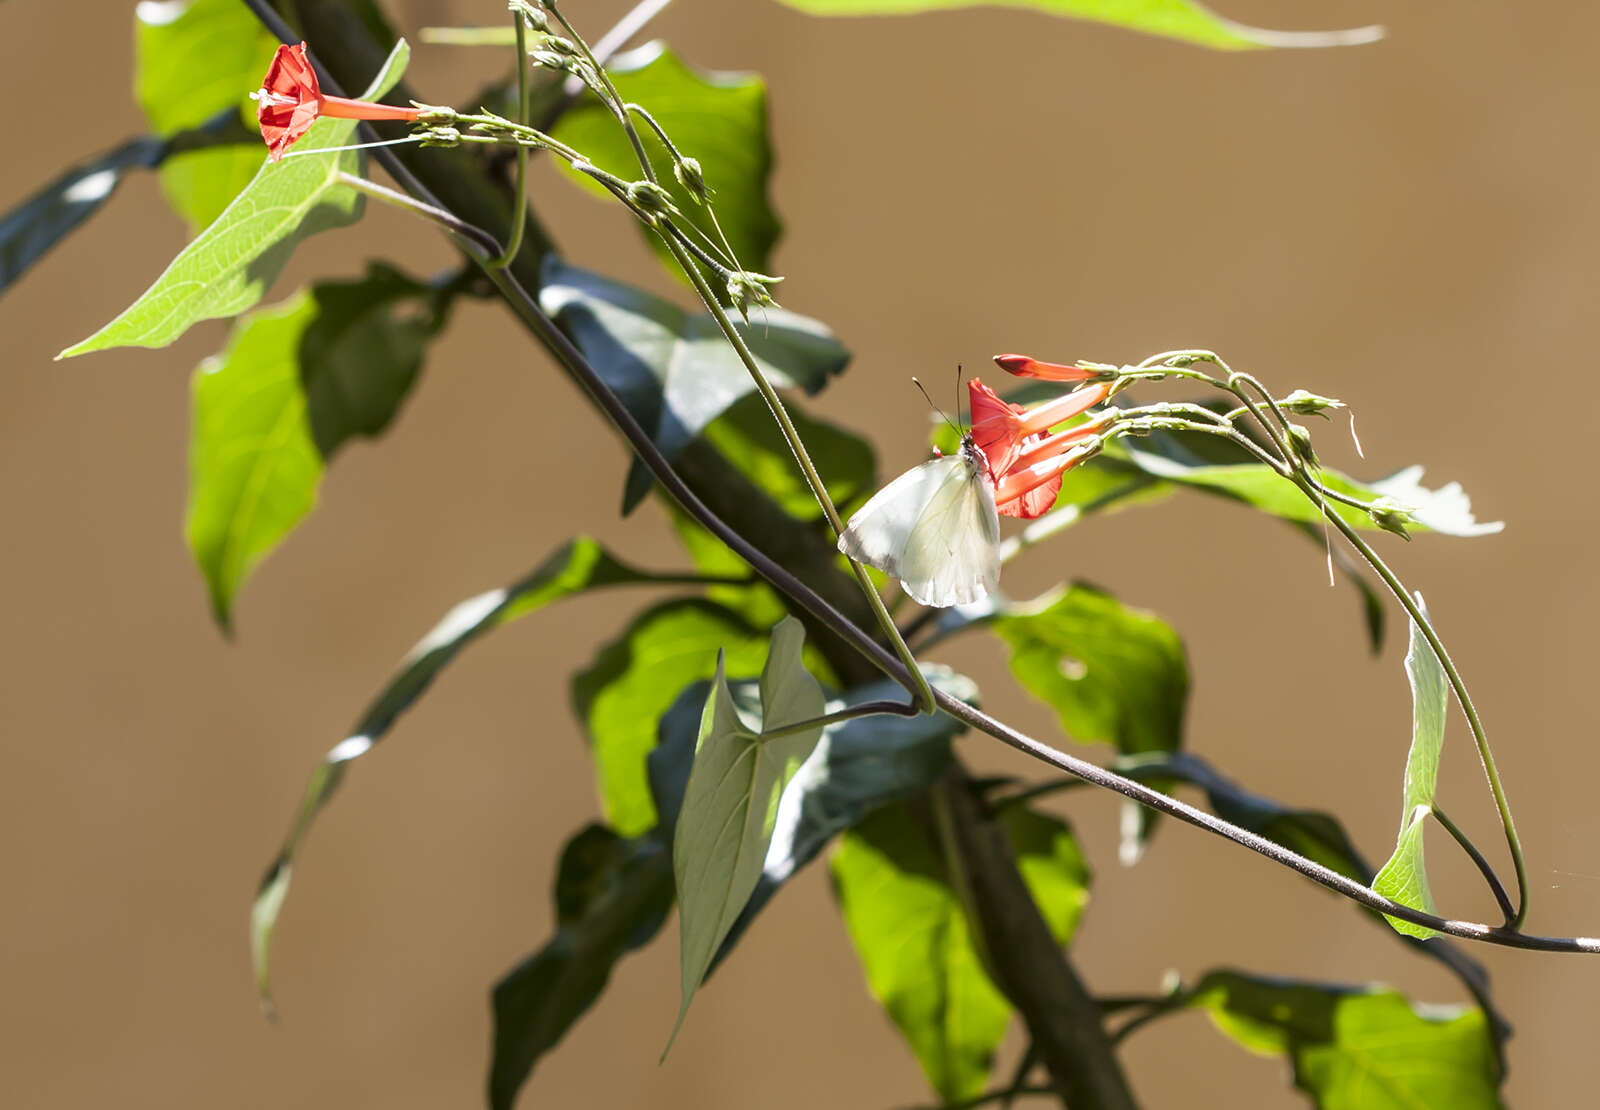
[992,354,1103,382]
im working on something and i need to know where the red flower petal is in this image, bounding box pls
[968,379,1025,476]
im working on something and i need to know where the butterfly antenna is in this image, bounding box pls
[911,377,961,438]
[955,364,966,431]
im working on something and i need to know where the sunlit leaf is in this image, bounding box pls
[1121,434,1502,538]
[183,263,445,627]
[1191,970,1502,1108]
[574,599,770,837]
[831,802,1089,1101]
[488,826,674,1110]
[668,618,826,1048]
[1372,602,1448,940]
[993,583,1188,758]
[772,0,1382,51]
[250,538,659,1010]
[553,42,780,276]
[59,39,411,358]
[540,257,850,512]
[135,0,280,228]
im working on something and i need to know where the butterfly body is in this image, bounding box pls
[837,435,1001,608]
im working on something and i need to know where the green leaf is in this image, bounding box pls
[0,138,166,299]
[552,42,780,276]
[989,582,1189,860]
[771,0,1382,51]
[250,537,659,1010]
[994,583,1188,757]
[59,39,411,358]
[135,0,280,229]
[1372,602,1449,940]
[574,600,771,837]
[1122,434,1503,538]
[831,802,1089,1102]
[540,257,850,512]
[158,144,277,232]
[183,263,444,627]
[668,617,827,1048]
[135,0,278,135]
[649,667,974,964]
[488,825,674,1110]
[1191,971,1503,1109]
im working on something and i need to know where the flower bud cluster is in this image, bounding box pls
[727,271,783,317]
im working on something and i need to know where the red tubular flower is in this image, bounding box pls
[993,437,1099,517]
[967,379,1111,519]
[994,353,1100,383]
[254,43,422,161]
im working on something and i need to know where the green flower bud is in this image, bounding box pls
[627,180,676,220]
[411,104,458,127]
[508,0,549,34]
[418,126,462,148]
[1285,422,1319,467]
[1368,496,1415,540]
[1281,389,1346,419]
[673,157,709,203]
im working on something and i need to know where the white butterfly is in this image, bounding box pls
[837,435,1000,608]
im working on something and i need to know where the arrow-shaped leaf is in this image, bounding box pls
[667,616,825,1049]
[60,39,411,358]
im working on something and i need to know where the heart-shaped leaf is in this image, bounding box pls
[183,263,446,627]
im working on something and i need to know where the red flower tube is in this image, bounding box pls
[254,43,422,161]
[969,379,1111,476]
[967,379,1112,519]
[993,353,1101,382]
[993,438,1100,515]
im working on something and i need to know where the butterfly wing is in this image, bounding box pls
[895,450,1000,607]
[837,447,1000,608]
[837,455,962,572]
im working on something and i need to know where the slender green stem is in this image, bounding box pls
[1434,805,1517,926]
[1304,473,1529,925]
[659,231,938,713]
[759,698,918,740]
[488,11,530,269]
[1110,989,1195,1046]
[545,0,657,182]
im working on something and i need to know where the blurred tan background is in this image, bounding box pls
[3,0,1598,1106]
